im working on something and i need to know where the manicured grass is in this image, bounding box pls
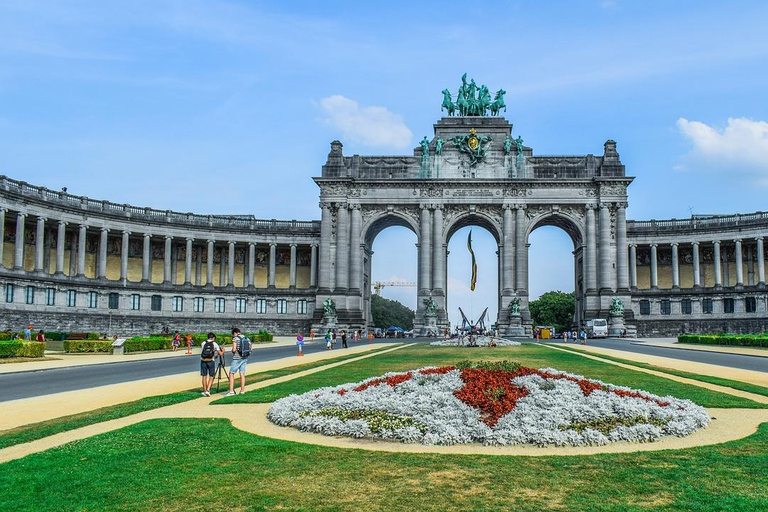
[0,356,60,364]
[2,417,768,511]
[0,346,393,449]
[552,344,768,398]
[216,343,767,408]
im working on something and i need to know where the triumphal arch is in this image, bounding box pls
[315,75,633,335]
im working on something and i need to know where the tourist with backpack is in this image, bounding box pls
[226,327,251,396]
[200,332,224,397]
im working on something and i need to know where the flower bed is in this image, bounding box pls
[268,361,710,446]
[430,336,521,347]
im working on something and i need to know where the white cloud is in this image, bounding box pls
[318,95,412,149]
[677,117,768,182]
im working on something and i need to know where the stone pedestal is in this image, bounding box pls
[506,313,525,336]
[422,314,437,336]
[322,314,337,330]
[608,313,625,337]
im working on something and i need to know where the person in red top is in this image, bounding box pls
[185,334,193,355]
[36,330,46,342]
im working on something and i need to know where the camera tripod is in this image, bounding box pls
[214,356,230,393]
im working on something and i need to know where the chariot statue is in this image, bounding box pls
[323,297,336,317]
[609,298,624,316]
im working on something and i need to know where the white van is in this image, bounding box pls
[586,319,608,338]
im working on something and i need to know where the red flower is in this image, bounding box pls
[353,372,413,392]
[454,368,529,427]
[420,366,455,375]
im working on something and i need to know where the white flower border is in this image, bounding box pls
[430,336,521,347]
[268,366,710,446]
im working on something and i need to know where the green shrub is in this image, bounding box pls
[124,337,172,352]
[0,340,24,357]
[16,342,46,358]
[44,332,64,341]
[86,332,100,340]
[0,332,22,341]
[63,340,112,353]
[455,359,523,372]
[678,333,768,347]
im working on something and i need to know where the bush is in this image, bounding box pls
[44,332,64,341]
[16,342,45,358]
[455,360,523,372]
[678,333,768,347]
[63,340,112,353]
[0,340,23,357]
[124,337,173,352]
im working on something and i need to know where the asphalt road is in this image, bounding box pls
[547,337,768,373]
[0,338,397,403]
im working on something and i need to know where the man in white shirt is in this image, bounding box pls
[200,332,224,397]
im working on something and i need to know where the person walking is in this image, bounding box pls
[325,329,333,350]
[226,327,250,396]
[23,324,32,341]
[200,332,223,397]
[172,330,181,351]
[353,330,359,343]
[310,330,315,343]
[36,330,46,342]
[332,329,337,346]
[341,330,348,349]
[185,333,193,355]
[368,330,374,344]
[580,328,588,345]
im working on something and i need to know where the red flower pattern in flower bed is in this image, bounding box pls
[454,368,530,426]
[349,372,414,393]
[420,366,456,375]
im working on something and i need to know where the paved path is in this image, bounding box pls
[0,339,396,402]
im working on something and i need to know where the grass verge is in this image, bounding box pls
[0,356,60,364]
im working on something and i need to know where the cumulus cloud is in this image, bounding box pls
[677,117,768,181]
[318,95,412,149]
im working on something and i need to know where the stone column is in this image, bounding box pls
[14,212,26,269]
[671,242,679,289]
[598,204,612,292]
[35,216,46,272]
[418,205,432,296]
[757,237,765,286]
[585,205,597,292]
[184,238,193,285]
[713,241,722,287]
[515,206,527,294]
[692,242,701,287]
[318,203,332,292]
[247,243,255,288]
[142,234,151,282]
[290,243,297,288]
[650,243,658,289]
[616,203,629,291]
[206,240,214,286]
[432,206,444,295]
[195,246,202,286]
[0,208,5,268]
[502,205,515,293]
[77,224,87,277]
[163,236,172,283]
[735,239,743,287]
[98,227,108,279]
[335,204,350,292]
[121,231,130,281]
[218,246,226,285]
[227,241,235,286]
[349,205,363,293]
[629,244,637,289]
[56,220,67,274]
[310,244,318,288]
[268,243,277,287]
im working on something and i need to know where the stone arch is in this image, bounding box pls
[525,210,585,248]
[362,211,419,249]
[444,210,503,245]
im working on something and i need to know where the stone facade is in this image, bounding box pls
[1,114,766,337]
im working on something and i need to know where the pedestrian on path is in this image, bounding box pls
[226,327,250,396]
[325,330,333,350]
[580,329,588,345]
[24,324,32,341]
[310,330,315,343]
[185,333,193,355]
[341,330,348,349]
[172,331,181,351]
[200,332,223,397]
[353,330,358,343]
[368,331,374,344]
[36,330,46,342]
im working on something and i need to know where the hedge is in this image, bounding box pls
[124,337,173,353]
[63,340,113,353]
[0,341,46,358]
[678,334,768,347]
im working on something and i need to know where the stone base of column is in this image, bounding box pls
[672,285,680,290]
[505,313,525,336]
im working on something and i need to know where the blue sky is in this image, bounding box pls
[2,1,768,325]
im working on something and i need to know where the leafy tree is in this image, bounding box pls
[528,291,575,333]
[370,294,415,330]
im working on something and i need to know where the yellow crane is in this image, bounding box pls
[372,281,416,296]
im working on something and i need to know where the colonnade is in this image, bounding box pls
[0,208,318,289]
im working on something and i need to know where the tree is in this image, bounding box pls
[370,294,415,330]
[528,291,574,333]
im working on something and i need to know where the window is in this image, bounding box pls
[256,299,267,314]
[681,299,692,315]
[639,300,650,315]
[87,291,98,308]
[723,298,735,314]
[5,284,14,303]
[235,298,247,313]
[660,300,671,315]
[214,298,226,313]
[46,288,56,306]
[746,297,757,313]
[193,297,205,313]
[172,296,183,312]
[108,293,119,310]
[297,299,307,315]
[131,294,141,310]
[67,290,77,307]
[25,286,35,305]
[151,295,162,311]
[702,298,713,314]
[276,299,287,314]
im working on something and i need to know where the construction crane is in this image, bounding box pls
[373,281,416,296]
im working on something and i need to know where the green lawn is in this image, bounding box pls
[215,343,767,408]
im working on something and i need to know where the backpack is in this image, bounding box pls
[237,336,252,358]
[201,341,216,361]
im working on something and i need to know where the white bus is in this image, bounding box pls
[586,319,608,338]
